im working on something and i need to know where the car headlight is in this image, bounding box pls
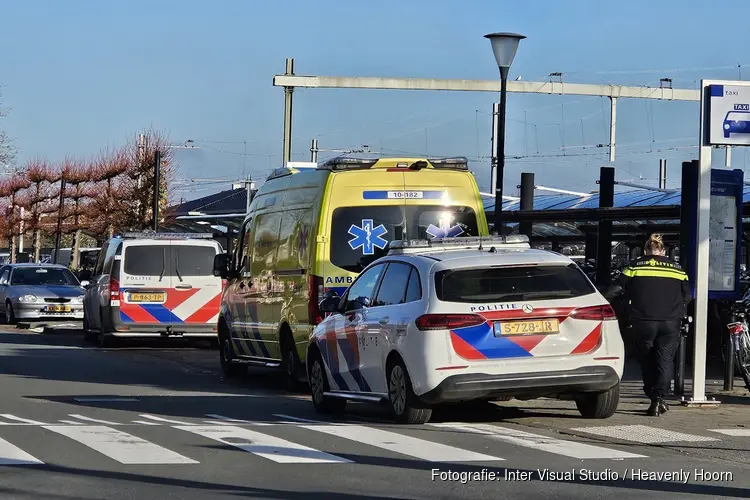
[19,295,38,302]
[71,296,83,304]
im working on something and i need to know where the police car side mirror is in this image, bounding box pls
[319,294,340,314]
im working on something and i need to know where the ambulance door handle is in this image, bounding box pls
[379,317,390,325]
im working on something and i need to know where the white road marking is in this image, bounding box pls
[570,424,718,444]
[204,414,267,425]
[0,415,46,425]
[58,420,84,425]
[43,425,198,464]
[132,420,160,426]
[69,414,123,426]
[73,398,139,402]
[709,428,750,437]
[302,424,503,462]
[174,425,351,464]
[0,436,44,465]
[431,423,646,459]
[139,414,193,425]
[272,414,325,424]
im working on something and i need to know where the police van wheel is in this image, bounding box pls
[220,335,246,378]
[309,351,346,414]
[575,383,620,419]
[82,315,96,342]
[387,359,432,425]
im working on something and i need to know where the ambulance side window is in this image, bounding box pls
[235,218,253,273]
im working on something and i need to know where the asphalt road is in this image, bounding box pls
[0,328,747,500]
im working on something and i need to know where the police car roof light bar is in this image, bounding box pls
[387,235,529,253]
[119,232,215,240]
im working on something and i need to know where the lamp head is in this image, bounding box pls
[485,32,525,77]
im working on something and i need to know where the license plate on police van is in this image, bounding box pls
[45,305,71,313]
[494,319,559,336]
[129,292,165,303]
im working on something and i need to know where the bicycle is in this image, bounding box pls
[725,300,750,392]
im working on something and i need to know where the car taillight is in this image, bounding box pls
[569,304,617,321]
[415,314,485,331]
[308,274,324,325]
[109,278,120,301]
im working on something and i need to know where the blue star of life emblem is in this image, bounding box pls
[426,222,464,239]
[348,219,388,255]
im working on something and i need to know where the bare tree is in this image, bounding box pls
[0,89,17,169]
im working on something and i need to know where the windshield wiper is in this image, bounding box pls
[159,248,166,282]
[175,251,183,282]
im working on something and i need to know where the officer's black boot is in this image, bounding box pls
[647,398,667,416]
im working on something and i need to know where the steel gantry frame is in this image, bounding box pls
[273,58,700,167]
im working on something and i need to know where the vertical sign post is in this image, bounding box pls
[685,80,750,406]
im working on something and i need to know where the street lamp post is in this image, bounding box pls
[485,32,525,233]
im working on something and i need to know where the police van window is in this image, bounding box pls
[435,264,595,303]
[404,268,422,303]
[93,242,108,276]
[373,263,412,306]
[345,263,386,310]
[124,245,170,276]
[173,246,216,276]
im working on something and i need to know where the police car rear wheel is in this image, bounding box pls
[309,353,346,414]
[575,383,620,419]
[387,361,432,425]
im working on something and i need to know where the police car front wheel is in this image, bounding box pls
[309,351,346,414]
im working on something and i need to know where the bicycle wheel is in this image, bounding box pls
[734,327,750,392]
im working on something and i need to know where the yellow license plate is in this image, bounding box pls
[45,305,71,313]
[494,319,560,336]
[129,293,165,303]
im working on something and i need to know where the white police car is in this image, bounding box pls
[306,235,624,424]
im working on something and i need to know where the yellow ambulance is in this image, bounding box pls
[213,156,489,388]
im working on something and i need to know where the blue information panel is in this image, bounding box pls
[683,168,744,299]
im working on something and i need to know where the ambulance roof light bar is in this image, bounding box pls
[119,232,215,240]
[387,235,530,254]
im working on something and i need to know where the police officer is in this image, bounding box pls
[615,234,691,417]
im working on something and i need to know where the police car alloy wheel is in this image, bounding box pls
[386,360,432,424]
[309,353,346,414]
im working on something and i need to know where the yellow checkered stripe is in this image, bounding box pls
[622,266,688,281]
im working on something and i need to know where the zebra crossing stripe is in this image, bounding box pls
[0,415,46,425]
[173,425,352,464]
[0,436,43,465]
[69,414,123,426]
[430,423,646,459]
[139,414,193,425]
[709,429,750,437]
[43,425,198,465]
[301,424,503,462]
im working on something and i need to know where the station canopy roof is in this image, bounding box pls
[159,183,750,241]
[485,184,750,240]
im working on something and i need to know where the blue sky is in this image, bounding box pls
[1,0,749,201]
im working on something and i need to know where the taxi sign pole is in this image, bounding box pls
[688,79,713,405]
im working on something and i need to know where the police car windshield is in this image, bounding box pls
[435,264,595,303]
[330,205,479,273]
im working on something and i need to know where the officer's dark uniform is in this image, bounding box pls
[616,255,691,415]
